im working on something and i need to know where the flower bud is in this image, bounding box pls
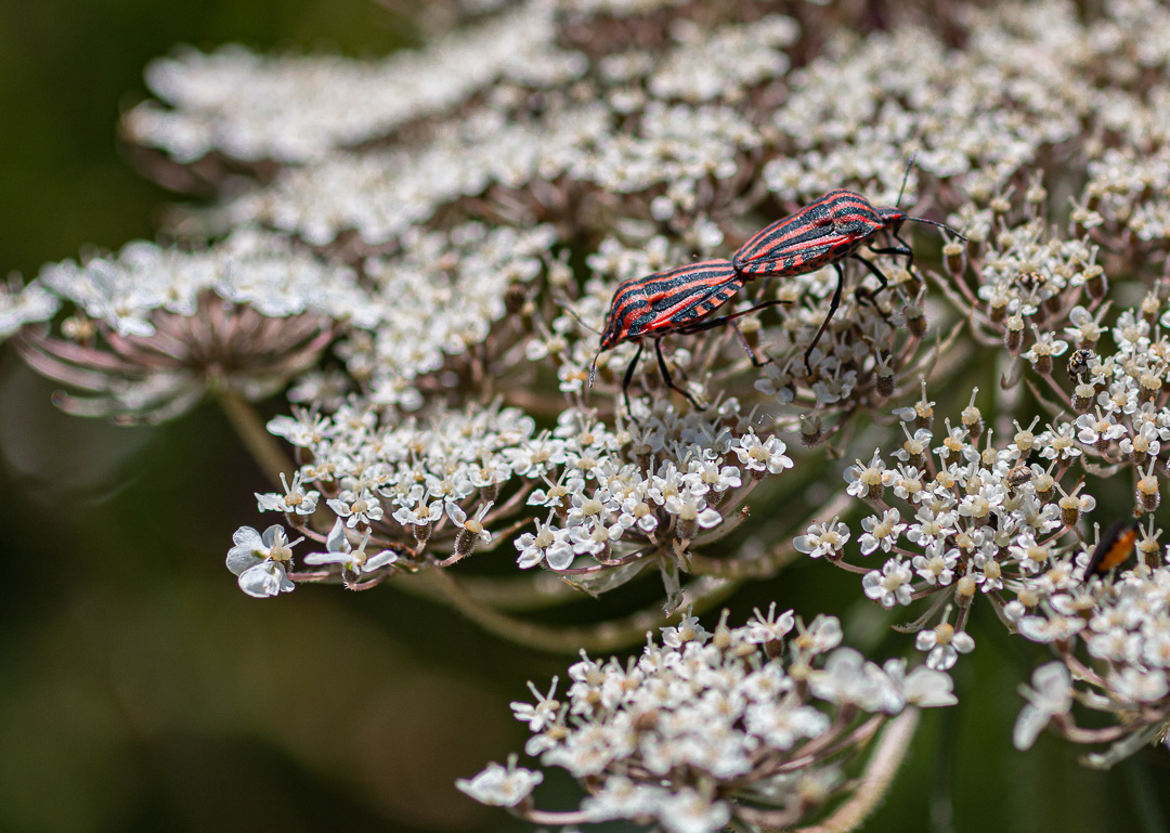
[876,362,895,399]
[1072,383,1095,413]
[738,316,761,349]
[961,408,983,441]
[906,302,927,338]
[944,241,966,276]
[956,575,977,604]
[1004,314,1025,355]
[412,521,433,547]
[1138,472,1160,512]
[1140,372,1160,403]
[800,412,823,446]
[988,294,1009,324]
[454,528,477,557]
[504,282,528,315]
[1033,350,1052,376]
[1141,291,1160,326]
[1084,264,1107,299]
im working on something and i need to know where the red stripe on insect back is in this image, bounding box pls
[633,274,744,335]
[600,260,737,348]
[733,190,886,275]
[606,262,733,330]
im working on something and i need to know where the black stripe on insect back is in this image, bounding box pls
[733,190,885,276]
[600,260,738,348]
[627,273,745,336]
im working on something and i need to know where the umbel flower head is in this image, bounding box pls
[459,606,955,832]
[1010,546,1170,768]
[6,0,1170,795]
[9,230,367,422]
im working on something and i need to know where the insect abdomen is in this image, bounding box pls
[601,260,739,347]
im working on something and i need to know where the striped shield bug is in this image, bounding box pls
[733,164,965,371]
[1082,517,1139,580]
[589,259,787,416]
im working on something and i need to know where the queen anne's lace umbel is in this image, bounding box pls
[4,0,1170,811]
[458,608,955,832]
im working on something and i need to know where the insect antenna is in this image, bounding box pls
[549,291,605,389]
[554,296,602,335]
[587,347,604,390]
[904,216,967,241]
[894,150,919,208]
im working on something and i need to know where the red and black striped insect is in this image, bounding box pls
[1082,517,1139,580]
[733,176,965,371]
[589,259,786,416]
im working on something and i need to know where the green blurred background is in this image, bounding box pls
[0,2,1167,831]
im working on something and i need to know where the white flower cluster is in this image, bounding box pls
[0,278,59,340]
[226,102,611,246]
[646,16,798,103]
[1012,558,1170,768]
[210,9,805,248]
[763,1,1118,203]
[1084,143,1170,245]
[31,228,371,338]
[346,222,558,410]
[123,1,570,163]
[6,229,371,421]
[459,608,955,831]
[562,0,688,15]
[245,397,795,601]
[794,390,1088,668]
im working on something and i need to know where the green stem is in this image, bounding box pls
[689,490,854,579]
[388,568,580,611]
[417,567,740,653]
[791,709,920,833]
[215,390,293,489]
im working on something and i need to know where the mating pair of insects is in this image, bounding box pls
[587,170,965,415]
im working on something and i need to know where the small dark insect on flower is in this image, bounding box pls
[589,259,787,416]
[1067,347,1094,381]
[1082,517,1139,579]
[733,164,965,371]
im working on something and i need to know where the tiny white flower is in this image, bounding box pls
[794,519,851,559]
[456,756,543,807]
[1013,663,1072,750]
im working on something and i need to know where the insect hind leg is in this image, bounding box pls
[677,298,790,367]
[805,262,846,373]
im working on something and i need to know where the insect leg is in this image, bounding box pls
[654,338,702,408]
[622,340,644,419]
[880,229,916,271]
[677,298,790,333]
[805,262,845,373]
[851,254,893,306]
[677,298,790,367]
